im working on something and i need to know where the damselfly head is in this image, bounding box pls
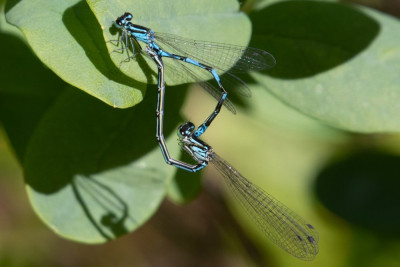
[115,12,133,27]
[178,122,195,138]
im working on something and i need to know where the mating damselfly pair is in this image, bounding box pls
[110,12,319,260]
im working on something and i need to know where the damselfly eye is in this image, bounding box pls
[124,12,133,21]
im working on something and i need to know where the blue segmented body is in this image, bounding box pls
[112,12,275,170]
[177,121,319,260]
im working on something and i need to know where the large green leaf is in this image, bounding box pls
[0,10,186,242]
[5,0,146,108]
[86,0,251,85]
[248,0,400,133]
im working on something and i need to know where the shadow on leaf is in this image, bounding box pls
[0,33,65,161]
[250,0,380,79]
[72,177,131,239]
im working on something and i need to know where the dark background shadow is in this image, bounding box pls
[315,150,400,238]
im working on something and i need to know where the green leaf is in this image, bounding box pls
[5,0,146,108]
[23,85,184,243]
[249,0,400,133]
[86,0,251,85]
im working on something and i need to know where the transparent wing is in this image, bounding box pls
[154,32,276,73]
[211,153,319,261]
[163,58,237,113]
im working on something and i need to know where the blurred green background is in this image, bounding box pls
[2,0,400,266]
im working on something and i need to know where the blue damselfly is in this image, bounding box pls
[112,12,275,171]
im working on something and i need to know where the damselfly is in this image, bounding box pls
[177,121,319,260]
[111,12,276,170]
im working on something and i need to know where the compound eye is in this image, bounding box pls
[124,12,133,21]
